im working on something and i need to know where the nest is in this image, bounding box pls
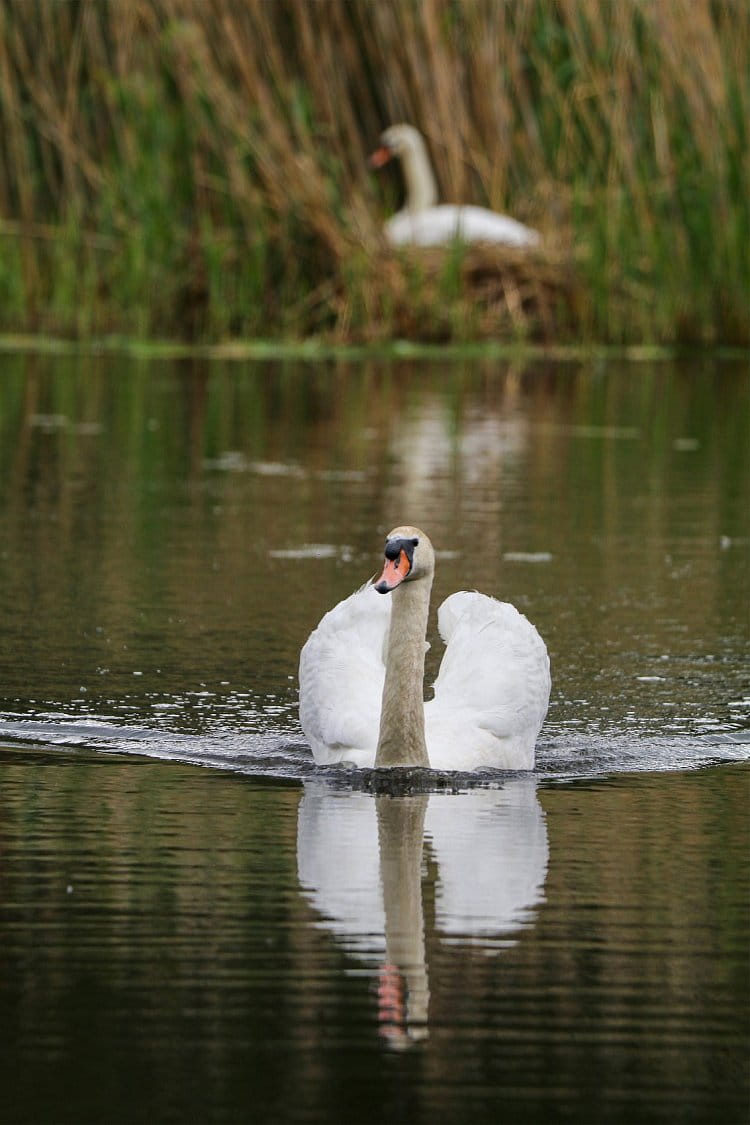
[329,242,582,344]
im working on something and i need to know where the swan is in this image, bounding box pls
[369,124,540,249]
[299,526,550,770]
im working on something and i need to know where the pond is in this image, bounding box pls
[0,350,748,1123]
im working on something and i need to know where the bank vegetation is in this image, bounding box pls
[0,0,747,345]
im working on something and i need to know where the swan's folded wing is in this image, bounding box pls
[385,205,539,248]
[425,591,550,770]
[299,584,390,765]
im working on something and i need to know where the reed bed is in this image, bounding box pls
[0,0,747,345]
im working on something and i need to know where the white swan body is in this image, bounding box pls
[385,204,539,249]
[299,526,550,771]
[370,124,540,249]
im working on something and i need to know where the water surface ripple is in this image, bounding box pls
[1,352,748,1123]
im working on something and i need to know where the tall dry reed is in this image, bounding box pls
[0,0,747,343]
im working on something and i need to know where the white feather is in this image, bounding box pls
[425,592,550,770]
[299,583,390,766]
[386,204,539,249]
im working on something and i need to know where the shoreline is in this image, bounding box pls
[1,333,747,364]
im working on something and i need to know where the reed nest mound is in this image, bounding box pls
[330,243,581,344]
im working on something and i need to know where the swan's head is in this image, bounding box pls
[374,525,434,594]
[369,124,426,168]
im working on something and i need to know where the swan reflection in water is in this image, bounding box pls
[297,778,548,1046]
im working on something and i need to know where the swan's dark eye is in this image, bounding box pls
[411,538,419,546]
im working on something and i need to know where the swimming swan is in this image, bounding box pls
[369,124,540,249]
[299,526,550,770]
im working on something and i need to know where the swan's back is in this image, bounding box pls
[425,592,550,770]
[386,204,540,248]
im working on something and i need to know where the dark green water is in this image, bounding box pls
[0,350,748,1122]
[1,748,747,1124]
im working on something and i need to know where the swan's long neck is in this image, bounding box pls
[399,134,438,213]
[376,578,432,768]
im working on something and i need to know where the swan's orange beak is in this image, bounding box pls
[374,550,411,593]
[369,145,393,169]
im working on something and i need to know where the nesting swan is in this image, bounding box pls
[299,526,550,771]
[369,124,540,249]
